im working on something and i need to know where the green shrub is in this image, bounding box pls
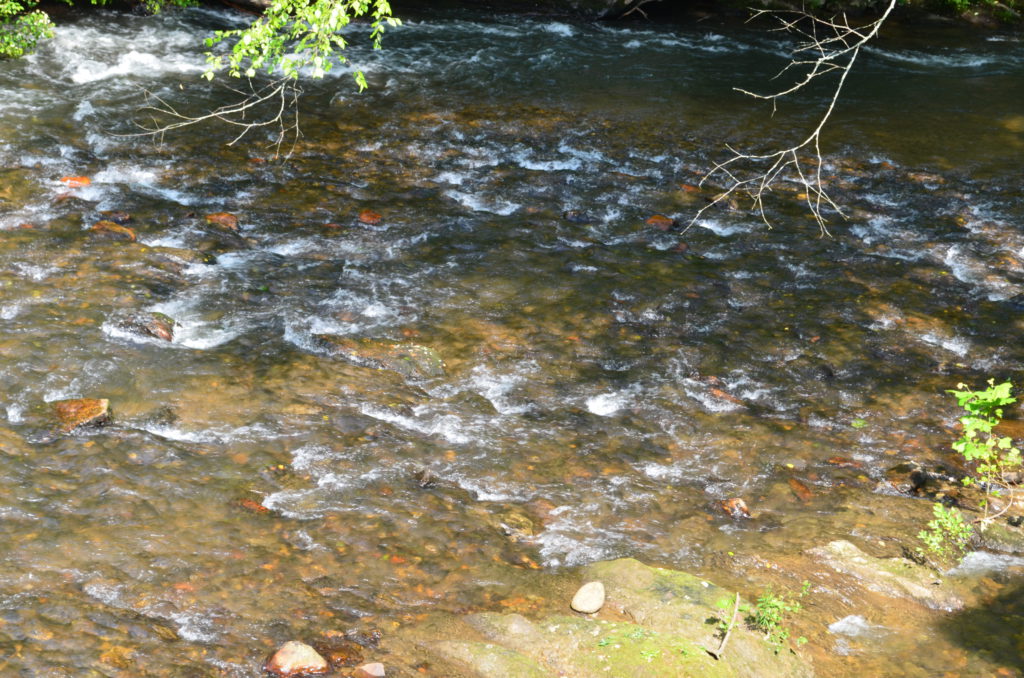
[948,379,1022,526]
[0,0,54,58]
[753,582,810,650]
[917,502,973,566]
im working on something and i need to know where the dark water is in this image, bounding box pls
[1,7,1023,676]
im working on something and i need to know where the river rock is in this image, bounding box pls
[264,641,328,676]
[52,398,111,433]
[91,220,137,242]
[570,581,605,613]
[978,521,1024,554]
[116,311,176,342]
[352,662,386,678]
[315,335,445,379]
[806,540,964,611]
[205,212,239,231]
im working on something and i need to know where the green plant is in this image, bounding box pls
[917,502,973,566]
[203,0,400,89]
[0,0,54,58]
[948,379,1022,526]
[753,582,810,650]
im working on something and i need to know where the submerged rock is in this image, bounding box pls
[315,335,445,379]
[264,641,328,676]
[806,540,963,611]
[205,212,239,231]
[570,581,605,614]
[645,214,677,231]
[91,220,137,242]
[52,398,111,433]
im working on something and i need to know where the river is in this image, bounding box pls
[0,5,1022,676]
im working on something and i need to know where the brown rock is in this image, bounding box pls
[788,477,813,502]
[264,641,328,677]
[91,220,137,242]
[827,456,864,469]
[720,497,750,519]
[645,214,676,230]
[52,398,111,433]
[205,212,239,231]
[352,662,385,678]
[118,312,175,342]
[358,209,383,225]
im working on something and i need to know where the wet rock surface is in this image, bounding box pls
[398,559,814,678]
[807,540,964,611]
[51,398,111,433]
[315,335,446,379]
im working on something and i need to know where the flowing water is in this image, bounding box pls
[1,6,1023,676]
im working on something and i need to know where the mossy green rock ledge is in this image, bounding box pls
[408,558,814,677]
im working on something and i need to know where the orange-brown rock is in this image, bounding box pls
[52,398,111,433]
[205,212,239,231]
[788,477,813,502]
[264,641,328,677]
[353,662,386,678]
[720,497,750,519]
[91,220,136,242]
[645,214,676,230]
[358,209,383,225]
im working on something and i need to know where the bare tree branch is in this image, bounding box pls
[117,77,304,158]
[691,0,897,235]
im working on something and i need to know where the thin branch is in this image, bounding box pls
[707,592,741,660]
[690,0,897,234]
[116,77,305,159]
[620,0,660,19]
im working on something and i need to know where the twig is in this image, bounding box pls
[690,0,897,234]
[620,0,660,19]
[707,592,741,660]
[116,77,305,159]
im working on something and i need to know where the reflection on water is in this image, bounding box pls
[0,7,1023,676]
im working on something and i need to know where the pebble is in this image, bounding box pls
[264,641,328,677]
[353,662,386,678]
[570,581,605,614]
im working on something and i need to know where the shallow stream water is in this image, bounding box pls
[1,6,1023,676]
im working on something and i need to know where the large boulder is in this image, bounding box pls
[408,558,814,678]
[806,540,964,611]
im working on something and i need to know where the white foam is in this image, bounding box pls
[445,189,519,216]
[69,49,202,84]
[586,392,627,416]
[541,22,575,37]
[949,551,1024,575]
[5,404,24,423]
[360,404,471,445]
